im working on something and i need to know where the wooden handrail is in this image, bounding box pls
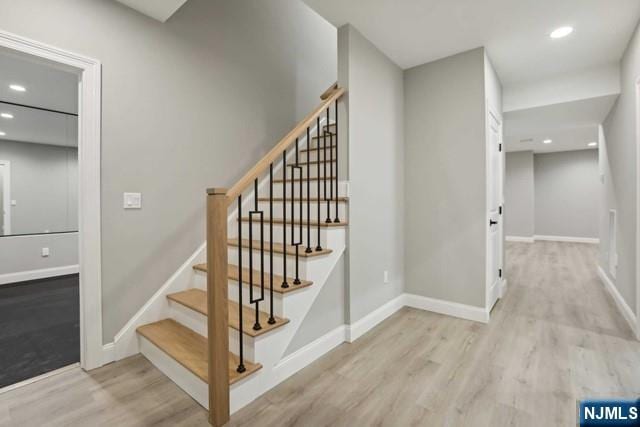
[224,87,345,202]
[206,86,345,426]
[320,82,338,100]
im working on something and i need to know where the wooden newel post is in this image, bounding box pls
[206,188,230,427]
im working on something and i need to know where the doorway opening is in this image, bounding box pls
[0,30,103,388]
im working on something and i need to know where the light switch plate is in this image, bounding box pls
[42,247,50,257]
[11,200,16,206]
[124,193,142,209]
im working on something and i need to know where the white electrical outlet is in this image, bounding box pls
[42,247,50,257]
[384,270,389,284]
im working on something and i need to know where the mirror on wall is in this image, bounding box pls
[0,52,79,237]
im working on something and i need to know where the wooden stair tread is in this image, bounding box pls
[228,238,333,257]
[290,159,336,164]
[257,197,347,203]
[193,264,313,293]
[301,145,336,153]
[312,135,336,140]
[273,176,337,183]
[239,217,347,228]
[136,319,261,385]
[167,289,289,337]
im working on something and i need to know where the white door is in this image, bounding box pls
[487,111,503,310]
[0,161,9,236]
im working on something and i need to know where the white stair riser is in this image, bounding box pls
[168,299,257,363]
[227,245,336,278]
[269,186,326,199]
[192,271,285,313]
[256,201,347,221]
[233,222,331,249]
[297,147,336,162]
[228,282,284,317]
[139,336,209,409]
[275,164,337,180]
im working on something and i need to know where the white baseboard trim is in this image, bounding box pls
[404,293,490,324]
[534,235,599,244]
[499,279,508,299]
[0,265,79,286]
[597,266,639,340]
[507,235,600,244]
[506,236,535,243]
[346,295,405,343]
[274,325,346,382]
[102,342,115,366]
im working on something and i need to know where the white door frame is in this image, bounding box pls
[0,160,10,235]
[485,104,505,315]
[0,30,104,369]
[636,78,640,339]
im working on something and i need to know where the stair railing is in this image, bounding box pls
[206,83,345,426]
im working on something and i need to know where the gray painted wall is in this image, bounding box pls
[284,254,346,355]
[506,150,599,240]
[534,150,599,239]
[404,48,486,308]
[0,139,78,235]
[338,25,404,323]
[505,151,535,238]
[0,233,78,275]
[0,0,337,342]
[601,22,639,315]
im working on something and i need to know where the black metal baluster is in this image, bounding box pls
[282,150,289,288]
[291,139,302,285]
[334,100,340,223]
[315,117,323,252]
[268,164,275,324]
[248,179,263,331]
[324,108,331,223]
[305,126,312,254]
[236,196,246,373]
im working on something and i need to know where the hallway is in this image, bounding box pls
[0,242,638,426]
[230,241,640,426]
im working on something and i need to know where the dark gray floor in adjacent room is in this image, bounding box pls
[0,274,79,388]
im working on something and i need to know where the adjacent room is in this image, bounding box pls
[0,50,80,388]
[503,96,609,244]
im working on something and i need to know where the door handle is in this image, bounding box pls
[489,219,498,226]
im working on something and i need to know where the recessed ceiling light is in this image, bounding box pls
[9,84,26,92]
[588,142,598,147]
[543,139,553,144]
[550,26,574,39]
[1,113,13,119]
[0,131,6,136]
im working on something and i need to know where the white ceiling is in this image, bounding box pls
[0,51,78,147]
[115,0,189,22]
[0,50,78,114]
[504,95,616,153]
[302,0,640,84]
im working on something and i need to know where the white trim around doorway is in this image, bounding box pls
[0,160,10,235]
[0,30,104,369]
[636,77,640,339]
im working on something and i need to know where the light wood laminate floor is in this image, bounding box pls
[1,242,638,426]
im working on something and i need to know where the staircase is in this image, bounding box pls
[135,84,347,426]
